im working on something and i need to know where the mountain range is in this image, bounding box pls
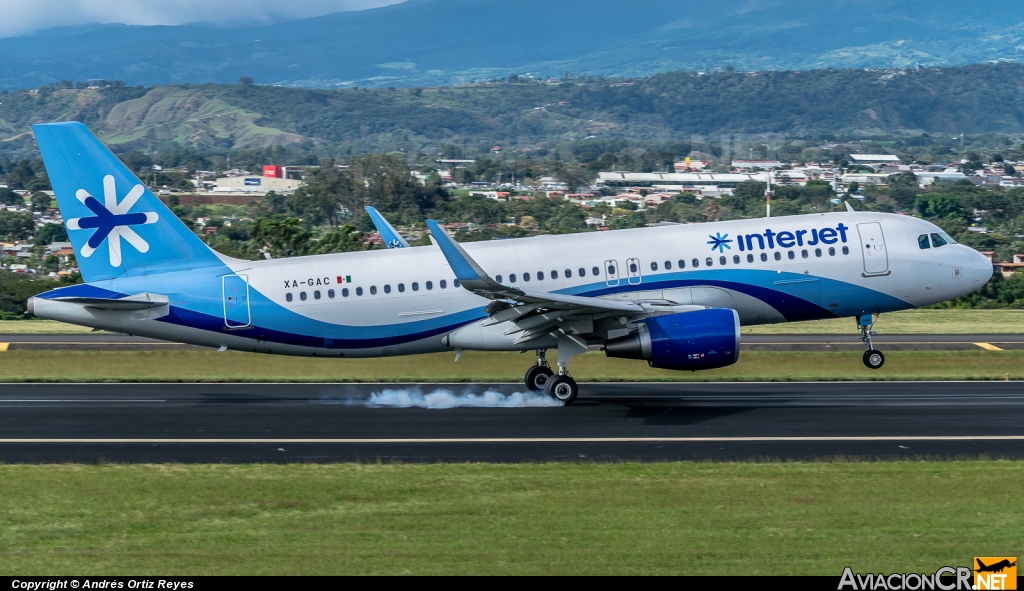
[2,0,1024,89]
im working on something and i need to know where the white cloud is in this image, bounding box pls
[0,0,404,38]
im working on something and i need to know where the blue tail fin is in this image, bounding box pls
[33,122,225,282]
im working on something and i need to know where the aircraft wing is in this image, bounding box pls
[426,219,651,344]
[365,206,410,249]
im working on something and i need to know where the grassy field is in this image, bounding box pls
[0,349,1020,382]
[1,462,1020,575]
[3,309,1023,336]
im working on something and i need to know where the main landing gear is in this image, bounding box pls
[524,349,554,391]
[859,313,885,370]
[524,335,586,405]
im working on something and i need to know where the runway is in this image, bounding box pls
[2,333,1023,350]
[1,382,1022,462]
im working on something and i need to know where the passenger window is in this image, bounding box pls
[454,279,461,288]
[918,234,931,249]
[692,258,699,268]
[665,261,672,270]
[384,285,391,294]
[733,255,740,264]
[706,257,713,267]
[774,252,782,261]
[314,290,321,299]
[412,282,419,291]
[678,259,686,269]
[343,288,350,297]
[747,254,754,263]
[591,267,599,276]
[356,287,363,296]
[495,275,503,284]
[440,280,447,289]
[606,265,615,275]
[629,262,638,273]
[651,261,659,271]
[801,250,808,259]
[565,269,572,278]
[537,271,544,281]
[815,248,822,257]
[719,256,726,265]
[551,270,558,279]
[426,281,433,290]
[398,283,405,293]
[300,292,307,301]
[930,233,947,247]
[842,246,850,255]
[788,251,795,260]
[509,274,517,283]
[328,289,335,298]
[522,273,531,282]
[370,286,377,295]
[286,293,293,302]
[828,247,835,256]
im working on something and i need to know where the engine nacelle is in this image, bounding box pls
[604,308,740,371]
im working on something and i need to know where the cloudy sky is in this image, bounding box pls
[0,0,404,38]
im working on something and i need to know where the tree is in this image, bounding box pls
[0,188,22,206]
[1005,164,1017,177]
[238,77,254,86]
[312,225,368,254]
[30,192,52,211]
[0,211,35,240]
[249,217,312,258]
[33,223,68,246]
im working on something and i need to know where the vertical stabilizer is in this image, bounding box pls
[33,122,225,282]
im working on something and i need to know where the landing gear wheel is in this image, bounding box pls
[524,365,554,391]
[545,375,579,405]
[863,350,885,369]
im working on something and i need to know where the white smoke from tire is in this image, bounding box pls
[366,387,562,409]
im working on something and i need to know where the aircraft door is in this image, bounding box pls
[626,257,642,285]
[857,222,890,276]
[604,260,620,287]
[223,274,251,329]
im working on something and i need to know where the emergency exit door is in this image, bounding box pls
[223,274,251,328]
[857,222,889,276]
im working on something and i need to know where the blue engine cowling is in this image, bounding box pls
[604,308,740,371]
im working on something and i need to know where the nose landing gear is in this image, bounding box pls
[859,314,885,369]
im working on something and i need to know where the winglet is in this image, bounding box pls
[365,206,410,248]
[425,220,509,293]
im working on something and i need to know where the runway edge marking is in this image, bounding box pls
[1,436,1023,444]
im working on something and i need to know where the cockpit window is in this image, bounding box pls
[938,231,956,245]
[930,233,947,248]
[918,234,931,249]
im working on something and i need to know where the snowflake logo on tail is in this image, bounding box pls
[707,232,733,253]
[65,175,159,266]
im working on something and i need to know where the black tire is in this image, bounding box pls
[863,350,885,369]
[545,374,579,405]
[524,365,554,391]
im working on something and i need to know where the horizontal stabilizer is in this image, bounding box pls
[53,293,169,311]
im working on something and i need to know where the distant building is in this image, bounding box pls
[597,171,768,196]
[213,176,301,195]
[849,154,902,165]
[732,160,784,169]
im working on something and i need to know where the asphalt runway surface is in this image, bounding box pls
[3,333,1024,351]
[1,382,1022,463]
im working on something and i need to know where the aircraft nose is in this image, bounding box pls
[970,248,994,285]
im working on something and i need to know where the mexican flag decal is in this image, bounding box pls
[337,275,352,284]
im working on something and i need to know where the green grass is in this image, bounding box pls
[1,462,1021,575]
[4,309,1023,335]
[0,349,1020,382]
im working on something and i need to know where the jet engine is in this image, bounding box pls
[604,308,740,371]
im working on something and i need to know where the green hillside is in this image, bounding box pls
[2,63,1024,159]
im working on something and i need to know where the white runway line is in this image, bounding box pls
[0,436,1022,444]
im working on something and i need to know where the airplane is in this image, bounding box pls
[27,122,994,404]
[365,206,409,249]
[976,559,1016,573]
